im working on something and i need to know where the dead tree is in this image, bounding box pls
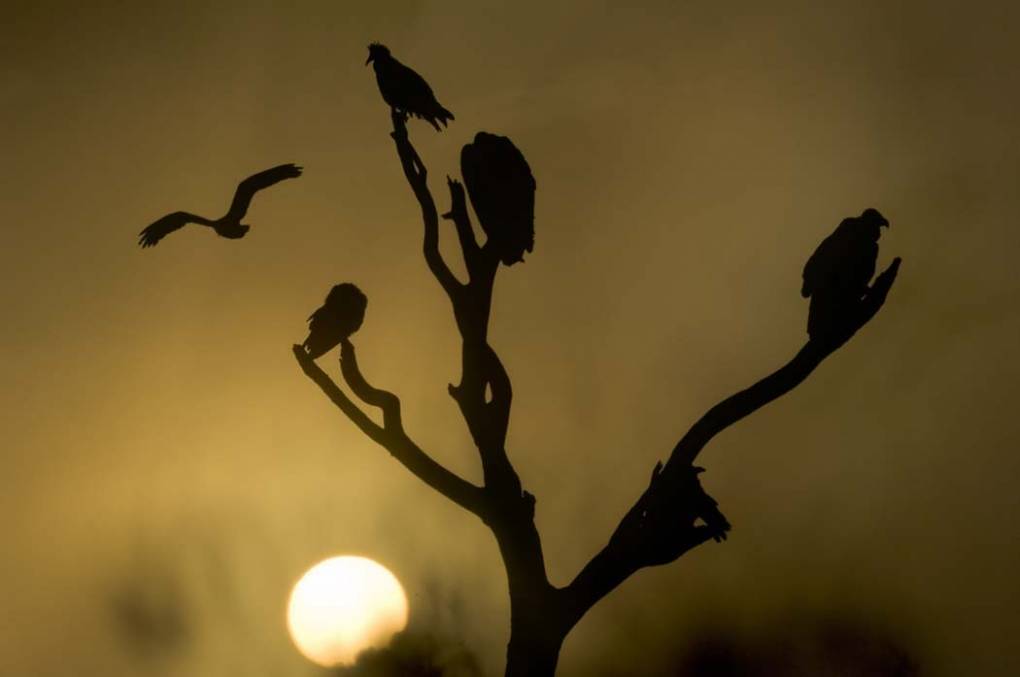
[293,108,901,677]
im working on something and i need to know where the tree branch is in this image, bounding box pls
[387,108,514,488]
[339,338,403,433]
[564,257,902,621]
[389,110,463,299]
[484,341,513,442]
[449,341,513,454]
[562,463,729,623]
[664,257,901,472]
[386,108,553,611]
[441,176,483,273]
[292,344,486,517]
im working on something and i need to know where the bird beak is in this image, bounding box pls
[365,54,373,66]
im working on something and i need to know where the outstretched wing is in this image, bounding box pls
[138,211,208,248]
[225,163,303,221]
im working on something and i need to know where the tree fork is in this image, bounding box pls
[295,85,901,675]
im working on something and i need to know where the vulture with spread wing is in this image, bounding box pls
[138,163,302,248]
[801,207,889,339]
[366,43,454,131]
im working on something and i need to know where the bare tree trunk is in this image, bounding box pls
[294,100,902,676]
[501,557,570,677]
[504,626,565,677]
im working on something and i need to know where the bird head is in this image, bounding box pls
[858,208,889,241]
[860,208,889,229]
[366,43,390,65]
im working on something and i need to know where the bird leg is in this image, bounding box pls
[391,110,428,184]
[391,107,410,125]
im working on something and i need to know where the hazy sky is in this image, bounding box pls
[3,2,1019,675]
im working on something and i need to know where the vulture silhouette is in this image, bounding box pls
[801,208,889,339]
[137,164,302,248]
[303,283,368,359]
[366,43,454,131]
[461,132,536,265]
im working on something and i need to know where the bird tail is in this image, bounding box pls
[428,106,454,130]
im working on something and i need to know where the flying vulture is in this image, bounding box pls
[461,132,536,265]
[137,163,302,248]
[303,283,368,359]
[366,43,454,131]
[801,207,889,339]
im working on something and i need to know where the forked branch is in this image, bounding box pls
[339,338,403,432]
[565,257,903,620]
[388,111,516,482]
[665,257,902,472]
[296,50,906,676]
[292,344,485,516]
[387,109,550,600]
[389,110,463,300]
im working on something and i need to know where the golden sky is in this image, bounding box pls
[3,1,1019,675]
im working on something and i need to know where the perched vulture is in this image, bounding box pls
[366,43,454,131]
[138,164,302,248]
[460,132,536,265]
[801,208,889,339]
[303,283,368,359]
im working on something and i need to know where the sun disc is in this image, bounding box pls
[287,556,408,666]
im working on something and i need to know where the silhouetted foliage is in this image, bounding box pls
[666,615,919,677]
[138,163,302,247]
[332,630,482,677]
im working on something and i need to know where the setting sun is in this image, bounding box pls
[287,556,409,667]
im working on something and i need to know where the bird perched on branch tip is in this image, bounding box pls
[801,207,890,339]
[303,283,368,359]
[366,43,454,131]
